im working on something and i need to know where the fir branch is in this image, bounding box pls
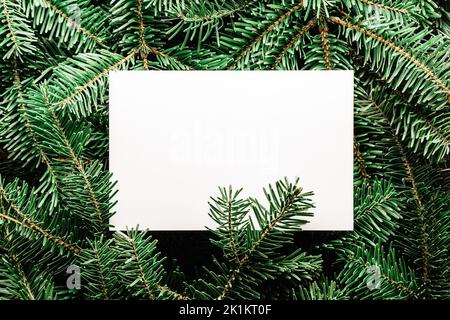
[44,90,106,234]
[3,58,60,209]
[331,17,450,101]
[357,0,409,15]
[92,248,109,299]
[10,254,35,300]
[137,0,149,68]
[352,179,402,244]
[360,74,449,162]
[58,49,137,111]
[196,180,319,300]
[0,248,61,300]
[128,235,155,300]
[81,233,190,300]
[344,248,419,299]
[177,0,260,22]
[40,0,105,45]
[226,198,240,264]
[0,211,80,255]
[369,97,430,284]
[1,0,17,53]
[11,60,48,167]
[379,273,418,298]
[148,47,194,70]
[208,187,250,267]
[110,0,167,55]
[0,0,36,59]
[294,278,347,300]
[79,238,115,299]
[114,231,188,300]
[156,284,190,300]
[217,182,311,300]
[417,114,450,157]
[42,87,108,233]
[271,18,316,69]
[227,1,305,70]
[354,193,393,223]
[305,0,338,18]
[419,116,449,149]
[319,24,333,70]
[383,85,450,161]
[353,137,371,183]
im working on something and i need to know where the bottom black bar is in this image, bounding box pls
[0,300,444,318]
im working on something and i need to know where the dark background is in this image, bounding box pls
[151,231,348,282]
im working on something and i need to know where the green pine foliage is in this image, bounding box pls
[0,0,449,300]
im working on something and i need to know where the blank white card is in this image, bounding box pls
[109,71,353,231]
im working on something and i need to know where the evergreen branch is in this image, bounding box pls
[294,278,347,300]
[369,98,430,284]
[397,108,450,162]
[59,50,137,111]
[419,116,449,149]
[384,80,449,138]
[2,0,17,53]
[382,84,450,161]
[208,187,250,266]
[353,137,371,183]
[39,87,110,235]
[137,0,149,68]
[114,231,187,300]
[40,0,105,45]
[3,58,60,210]
[352,179,402,243]
[357,0,409,15]
[18,123,56,184]
[227,1,305,70]
[11,60,52,170]
[358,74,449,163]
[217,220,284,299]
[84,236,190,300]
[10,254,35,300]
[379,273,418,298]
[156,284,189,300]
[128,234,155,300]
[0,247,60,300]
[354,184,395,223]
[304,20,351,70]
[92,249,109,299]
[148,47,194,70]
[79,238,116,299]
[0,0,36,59]
[46,99,105,235]
[177,0,260,22]
[354,79,449,296]
[271,18,316,69]
[319,24,333,70]
[110,0,167,54]
[345,249,419,299]
[226,199,240,264]
[0,212,80,255]
[372,101,424,210]
[217,183,308,300]
[331,17,450,101]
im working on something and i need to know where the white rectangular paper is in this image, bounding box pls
[109,71,353,231]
